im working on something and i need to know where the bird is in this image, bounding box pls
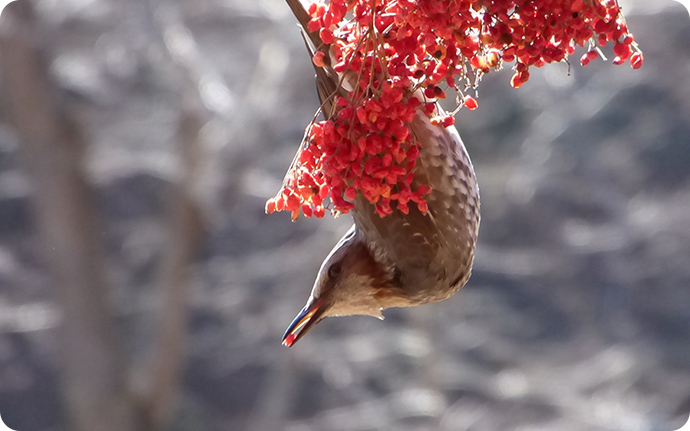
[282,0,481,347]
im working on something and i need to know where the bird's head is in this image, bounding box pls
[282,226,399,346]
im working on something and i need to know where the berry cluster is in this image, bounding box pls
[267,0,641,220]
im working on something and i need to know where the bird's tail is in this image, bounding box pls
[285,0,341,118]
[285,0,320,49]
[278,0,342,197]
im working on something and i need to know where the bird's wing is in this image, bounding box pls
[353,112,480,297]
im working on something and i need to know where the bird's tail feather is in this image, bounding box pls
[285,0,341,117]
[285,0,321,49]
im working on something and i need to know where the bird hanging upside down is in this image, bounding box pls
[282,0,481,346]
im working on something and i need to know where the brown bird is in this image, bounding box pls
[282,0,481,346]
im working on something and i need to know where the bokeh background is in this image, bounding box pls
[0,0,689,430]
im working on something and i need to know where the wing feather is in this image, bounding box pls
[353,111,480,300]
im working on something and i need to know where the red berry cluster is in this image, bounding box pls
[266,88,430,220]
[267,0,641,220]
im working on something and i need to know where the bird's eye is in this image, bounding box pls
[328,263,342,279]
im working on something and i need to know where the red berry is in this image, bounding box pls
[463,96,478,111]
[312,51,327,68]
[345,187,357,201]
[630,52,644,69]
[319,28,335,45]
[571,0,585,12]
[307,2,317,15]
[307,18,321,33]
[613,42,632,61]
[275,196,285,212]
[302,204,313,217]
[265,198,276,214]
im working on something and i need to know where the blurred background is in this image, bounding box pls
[0,0,689,430]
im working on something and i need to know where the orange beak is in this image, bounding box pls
[282,298,327,347]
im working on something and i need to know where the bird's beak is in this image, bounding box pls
[282,298,327,347]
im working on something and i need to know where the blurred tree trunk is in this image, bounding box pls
[134,108,205,431]
[0,2,204,430]
[0,3,137,431]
